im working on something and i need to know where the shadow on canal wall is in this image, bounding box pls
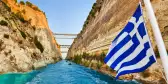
[67,0,168,83]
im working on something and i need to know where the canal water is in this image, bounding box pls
[0,60,140,84]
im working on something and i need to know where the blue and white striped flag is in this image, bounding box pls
[104,4,156,79]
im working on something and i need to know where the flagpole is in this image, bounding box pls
[143,0,168,82]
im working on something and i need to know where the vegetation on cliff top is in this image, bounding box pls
[20,1,25,5]
[26,1,41,11]
[81,1,103,34]
[19,1,41,12]
[26,1,33,7]
[2,1,27,23]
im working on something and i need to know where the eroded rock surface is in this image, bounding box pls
[0,1,61,73]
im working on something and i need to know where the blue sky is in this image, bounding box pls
[18,0,96,45]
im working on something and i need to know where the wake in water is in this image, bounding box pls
[0,60,140,84]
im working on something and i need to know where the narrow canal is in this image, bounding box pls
[0,60,140,84]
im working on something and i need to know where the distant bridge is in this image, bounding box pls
[61,51,69,53]
[60,45,71,48]
[53,33,77,58]
[53,33,77,36]
[53,33,77,49]
[56,38,75,39]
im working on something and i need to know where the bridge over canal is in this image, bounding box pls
[53,33,77,59]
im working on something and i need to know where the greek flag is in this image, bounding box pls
[104,4,156,79]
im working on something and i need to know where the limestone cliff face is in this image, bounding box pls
[2,0,60,49]
[0,0,61,73]
[67,0,168,83]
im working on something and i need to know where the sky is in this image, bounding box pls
[18,0,96,45]
[18,0,96,58]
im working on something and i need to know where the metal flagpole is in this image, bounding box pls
[143,0,168,82]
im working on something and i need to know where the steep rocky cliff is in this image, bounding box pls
[67,0,168,83]
[0,0,61,73]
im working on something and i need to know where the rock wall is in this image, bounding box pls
[67,0,168,83]
[0,0,61,73]
[2,0,60,49]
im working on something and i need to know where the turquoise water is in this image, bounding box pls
[0,60,140,84]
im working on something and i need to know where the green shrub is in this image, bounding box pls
[5,5,11,11]
[43,12,46,15]
[20,1,25,5]
[83,52,89,59]
[97,62,103,69]
[90,10,96,17]
[20,31,26,39]
[73,54,82,64]
[83,20,89,28]
[15,0,17,3]
[100,52,106,62]
[26,1,33,7]
[34,36,44,53]
[0,20,8,26]
[92,3,97,9]
[19,17,26,23]
[32,6,41,11]
[84,61,90,67]
[15,12,26,23]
